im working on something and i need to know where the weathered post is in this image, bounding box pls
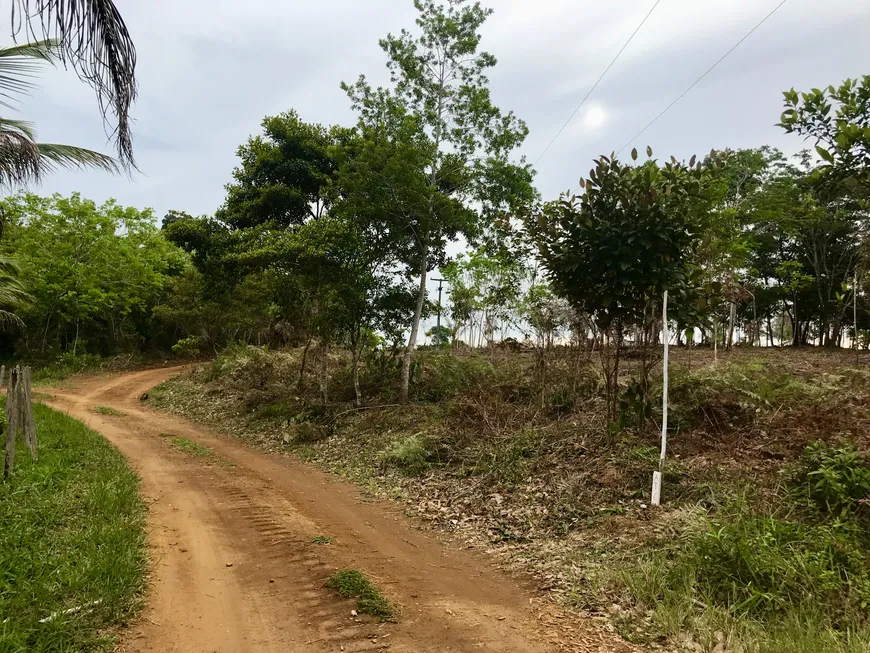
[22,367,36,461]
[4,366,19,478]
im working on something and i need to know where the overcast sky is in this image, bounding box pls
[16,0,870,220]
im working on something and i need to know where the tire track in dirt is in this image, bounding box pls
[42,368,636,653]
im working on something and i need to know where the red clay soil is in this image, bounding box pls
[42,368,635,653]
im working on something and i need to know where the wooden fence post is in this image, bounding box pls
[4,366,19,478]
[23,367,36,462]
[3,365,37,477]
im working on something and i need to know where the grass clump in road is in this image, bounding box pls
[326,569,394,621]
[312,535,333,544]
[93,405,126,417]
[169,436,214,457]
[0,402,146,652]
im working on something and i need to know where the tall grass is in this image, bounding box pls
[0,402,147,652]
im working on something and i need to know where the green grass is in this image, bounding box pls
[92,406,126,417]
[325,569,394,621]
[0,402,147,652]
[311,535,333,545]
[169,437,213,457]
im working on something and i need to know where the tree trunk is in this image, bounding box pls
[400,239,429,403]
[318,341,329,405]
[298,335,313,391]
[727,302,736,350]
[352,339,362,408]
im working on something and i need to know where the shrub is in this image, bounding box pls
[379,435,429,475]
[411,353,494,401]
[32,352,103,382]
[696,510,870,618]
[792,441,870,518]
[171,335,204,358]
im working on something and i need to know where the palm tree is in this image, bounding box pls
[8,0,136,168]
[0,254,29,329]
[0,40,118,187]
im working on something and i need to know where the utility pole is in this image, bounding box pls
[432,278,447,329]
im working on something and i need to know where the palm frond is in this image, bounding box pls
[0,40,60,109]
[0,256,30,332]
[0,122,42,186]
[0,117,37,139]
[10,0,137,168]
[0,309,25,331]
[37,142,119,175]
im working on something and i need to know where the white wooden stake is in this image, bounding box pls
[713,318,718,363]
[652,290,669,506]
[855,272,859,364]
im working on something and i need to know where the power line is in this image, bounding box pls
[534,0,663,166]
[617,0,789,156]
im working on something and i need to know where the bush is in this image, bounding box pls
[171,335,204,358]
[668,361,828,431]
[379,435,429,475]
[411,353,494,401]
[696,509,870,618]
[792,441,870,518]
[31,352,103,382]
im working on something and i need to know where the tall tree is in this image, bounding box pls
[342,0,535,401]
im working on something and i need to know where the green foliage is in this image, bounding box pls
[792,441,870,517]
[619,495,870,649]
[2,192,186,358]
[311,535,333,545]
[411,353,494,401]
[171,335,204,358]
[218,110,346,229]
[532,151,712,329]
[379,435,429,475]
[325,569,394,621]
[31,352,104,382]
[668,360,827,431]
[0,403,146,652]
[426,325,451,347]
[779,76,870,180]
[696,510,870,618]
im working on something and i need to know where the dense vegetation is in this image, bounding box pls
[0,1,867,651]
[0,403,146,652]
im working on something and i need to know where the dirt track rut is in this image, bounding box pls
[42,367,631,653]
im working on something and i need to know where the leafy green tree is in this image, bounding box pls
[530,150,711,419]
[2,193,184,356]
[426,324,451,347]
[218,111,349,229]
[342,0,535,401]
[779,76,870,185]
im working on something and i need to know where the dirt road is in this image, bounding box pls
[43,368,630,653]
